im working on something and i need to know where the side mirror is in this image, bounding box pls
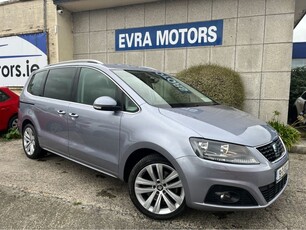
[93,96,121,111]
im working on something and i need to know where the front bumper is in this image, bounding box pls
[176,149,289,211]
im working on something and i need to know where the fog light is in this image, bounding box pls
[216,191,240,204]
[205,185,258,206]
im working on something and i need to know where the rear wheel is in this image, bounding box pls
[8,115,18,130]
[22,124,43,159]
[128,154,186,220]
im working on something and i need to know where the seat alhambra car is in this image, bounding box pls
[18,60,289,219]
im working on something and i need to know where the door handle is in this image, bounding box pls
[69,113,79,119]
[57,110,66,115]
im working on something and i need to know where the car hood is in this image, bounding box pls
[159,105,277,147]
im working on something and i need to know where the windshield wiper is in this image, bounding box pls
[170,102,216,108]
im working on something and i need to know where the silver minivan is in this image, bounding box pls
[18,60,289,219]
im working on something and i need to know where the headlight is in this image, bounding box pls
[190,138,259,164]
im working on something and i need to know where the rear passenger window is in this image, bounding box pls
[44,68,76,101]
[28,71,47,96]
[0,90,9,102]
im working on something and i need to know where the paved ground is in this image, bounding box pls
[0,139,306,229]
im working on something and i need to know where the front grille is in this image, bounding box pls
[259,174,287,203]
[257,138,285,162]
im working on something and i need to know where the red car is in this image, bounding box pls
[0,87,19,131]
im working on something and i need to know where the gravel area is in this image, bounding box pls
[0,139,305,229]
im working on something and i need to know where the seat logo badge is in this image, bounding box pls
[272,143,279,157]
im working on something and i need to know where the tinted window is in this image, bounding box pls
[77,68,138,112]
[44,68,76,101]
[28,71,47,96]
[0,90,9,102]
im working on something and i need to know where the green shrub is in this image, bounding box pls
[2,128,21,140]
[268,111,300,150]
[177,64,245,109]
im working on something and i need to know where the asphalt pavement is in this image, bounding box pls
[0,139,306,229]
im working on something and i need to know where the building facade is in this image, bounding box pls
[1,0,305,122]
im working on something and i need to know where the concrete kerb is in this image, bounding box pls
[290,139,306,154]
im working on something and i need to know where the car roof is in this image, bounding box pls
[103,64,157,72]
[45,60,158,72]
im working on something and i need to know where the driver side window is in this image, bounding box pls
[77,68,118,105]
[76,68,138,113]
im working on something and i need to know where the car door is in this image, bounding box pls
[35,67,77,156]
[68,67,122,175]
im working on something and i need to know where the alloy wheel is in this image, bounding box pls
[134,163,185,215]
[23,127,36,156]
[11,118,18,129]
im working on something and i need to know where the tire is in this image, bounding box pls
[128,154,186,220]
[8,115,18,130]
[22,124,43,159]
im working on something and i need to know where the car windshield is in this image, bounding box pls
[113,69,216,108]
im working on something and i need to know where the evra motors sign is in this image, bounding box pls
[115,20,223,51]
[0,32,47,87]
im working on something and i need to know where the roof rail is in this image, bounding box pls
[141,66,157,71]
[47,59,104,66]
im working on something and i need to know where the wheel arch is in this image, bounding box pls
[21,119,34,133]
[122,148,160,182]
[120,144,187,187]
[10,112,18,119]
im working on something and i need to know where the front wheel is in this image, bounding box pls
[22,124,43,159]
[128,154,186,220]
